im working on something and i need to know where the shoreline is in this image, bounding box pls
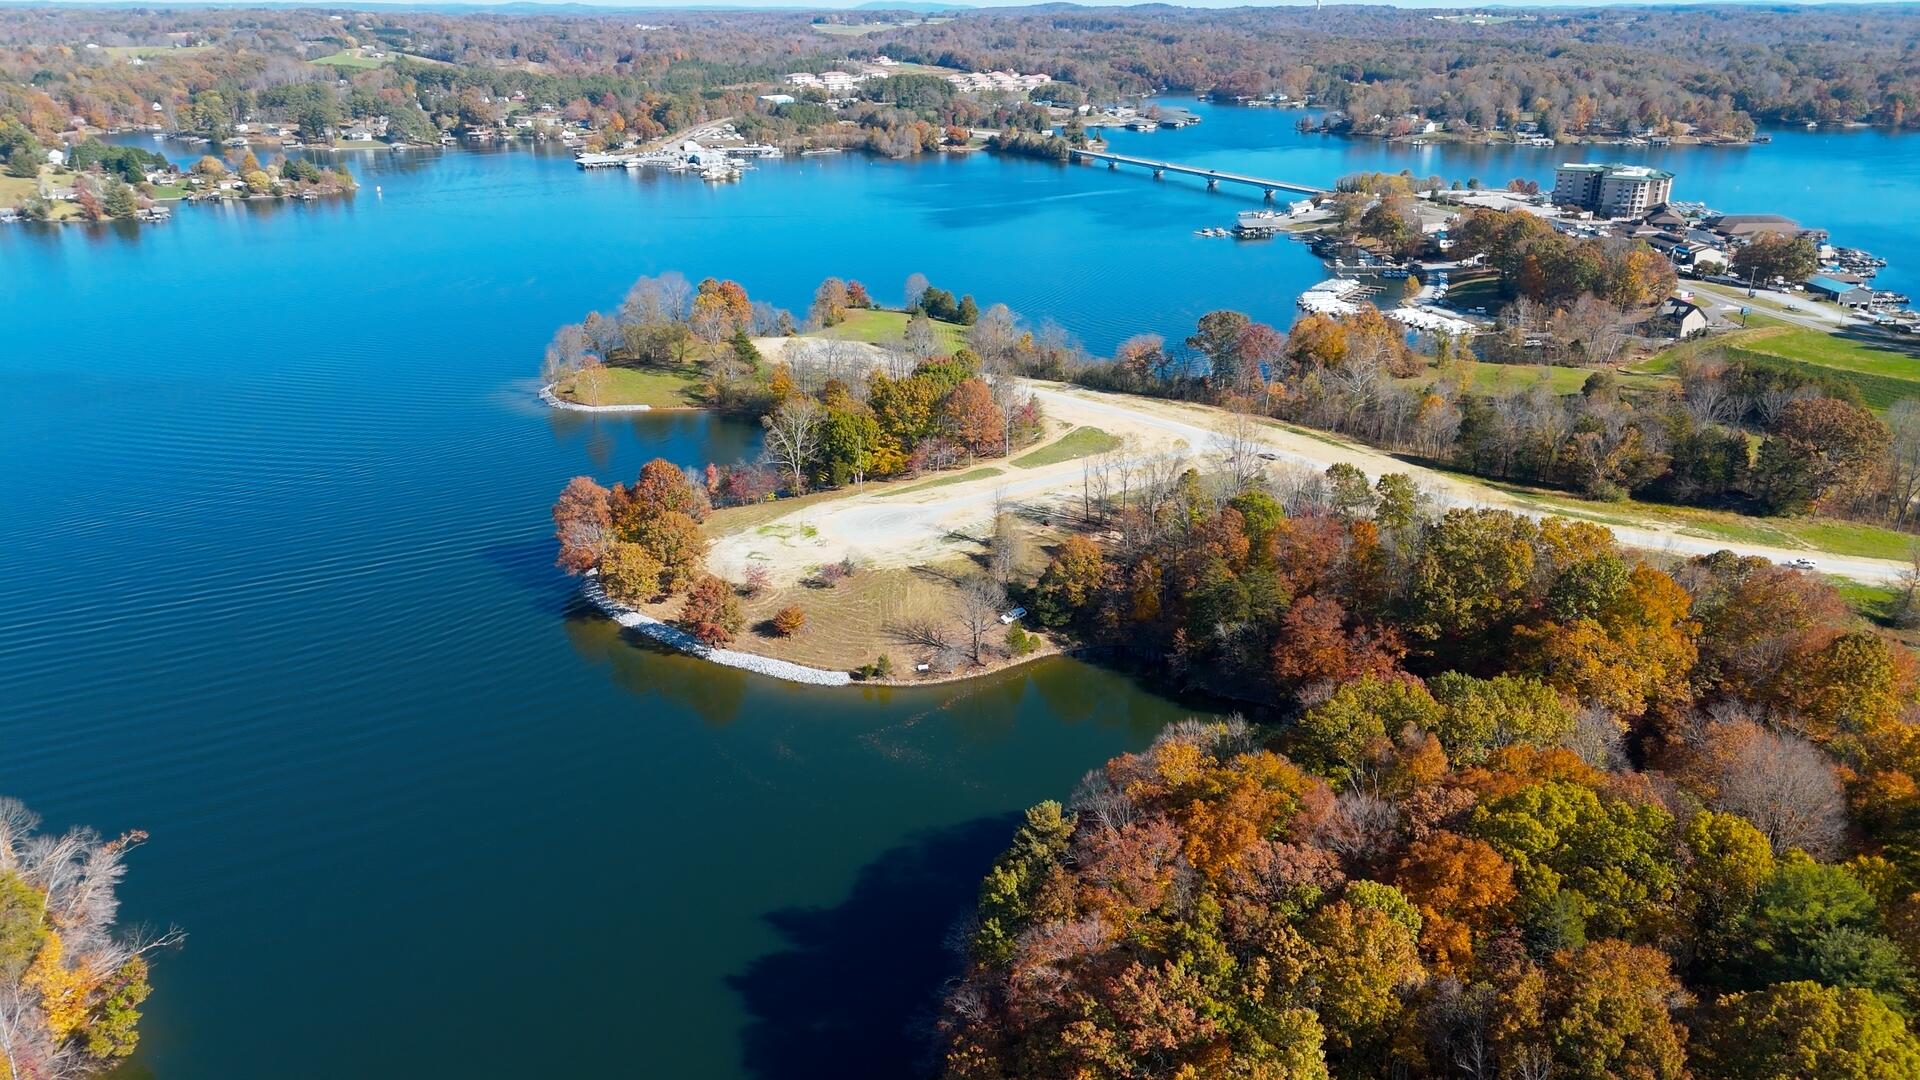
[583,573,853,686]
[583,573,1089,691]
[538,383,703,414]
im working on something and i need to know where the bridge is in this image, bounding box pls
[1067,148,1327,199]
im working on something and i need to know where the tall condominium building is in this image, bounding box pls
[1552,163,1675,217]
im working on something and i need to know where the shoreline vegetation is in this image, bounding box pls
[0,799,180,1079]
[6,6,1918,222]
[545,256,1920,691]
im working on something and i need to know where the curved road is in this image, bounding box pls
[710,378,1910,586]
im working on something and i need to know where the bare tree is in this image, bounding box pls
[761,397,823,494]
[541,323,591,383]
[1885,399,1920,528]
[0,799,184,1080]
[1698,717,1847,857]
[1681,355,1740,426]
[958,575,1005,665]
[619,270,692,327]
[1210,407,1268,491]
[968,303,1020,368]
[903,272,929,311]
[989,506,1026,586]
[903,310,938,360]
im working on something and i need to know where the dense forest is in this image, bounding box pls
[2,4,1916,153]
[944,460,1920,1079]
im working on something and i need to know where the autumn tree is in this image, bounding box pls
[1031,535,1105,627]
[1731,233,1819,285]
[942,377,1005,459]
[1695,981,1920,1080]
[678,574,743,646]
[1753,396,1891,514]
[551,476,613,573]
[771,606,806,636]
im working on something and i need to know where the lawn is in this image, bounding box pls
[1013,427,1120,468]
[1725,325,1920,410]
[312,49,392,69]
[1437,271,1504,313]
[1455,362,1593,396]
[809,308,968,354]
[550,365,704,408]
[0,174,37,210]
[1637,317,1920,410]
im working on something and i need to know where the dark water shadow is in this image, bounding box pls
[729,813,1021,1080]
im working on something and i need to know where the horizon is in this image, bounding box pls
[5,0,1918,10]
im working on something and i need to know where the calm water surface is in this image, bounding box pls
[1,98,1913,1079]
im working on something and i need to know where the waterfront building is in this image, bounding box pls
[1805,276,1875,308]
[1552,162,1675,216]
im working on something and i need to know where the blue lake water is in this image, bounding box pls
[1,97,1914,1079]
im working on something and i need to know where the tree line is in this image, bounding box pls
[945,450,1920,1079]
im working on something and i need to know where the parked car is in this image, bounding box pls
[1787,557,1817,570]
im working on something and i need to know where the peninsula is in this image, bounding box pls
[547,254,1920,688]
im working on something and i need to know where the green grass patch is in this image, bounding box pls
[0,174,38,210]
[1638,315,1920,411]
[551,364,704,408]
[312,49,392,69]
[1477,474,1917,560]
[1726,326,1920,411]
[1013,427,1120,468]
[879,466,1003,496]
[808,308,968,354]
[1437,272,1503,312]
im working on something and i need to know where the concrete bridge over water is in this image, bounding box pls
[1067,148,1328,199]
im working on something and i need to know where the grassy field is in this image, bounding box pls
[809,308,968,354]
[1013,427,1120,468]
[1437,272,1503,313]
[550,365,704,408]
[312,49,393,69]
[0,174,37,210]
[1726,326,1920,410]
[1637,315,1920,410]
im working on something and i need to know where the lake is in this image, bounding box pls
[1,97,1913,1079]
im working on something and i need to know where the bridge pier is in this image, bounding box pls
[1108,160,1117,170]
[1152,167,1164,180]
[1263,188,1275,201]
[1206,177,1218,190]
